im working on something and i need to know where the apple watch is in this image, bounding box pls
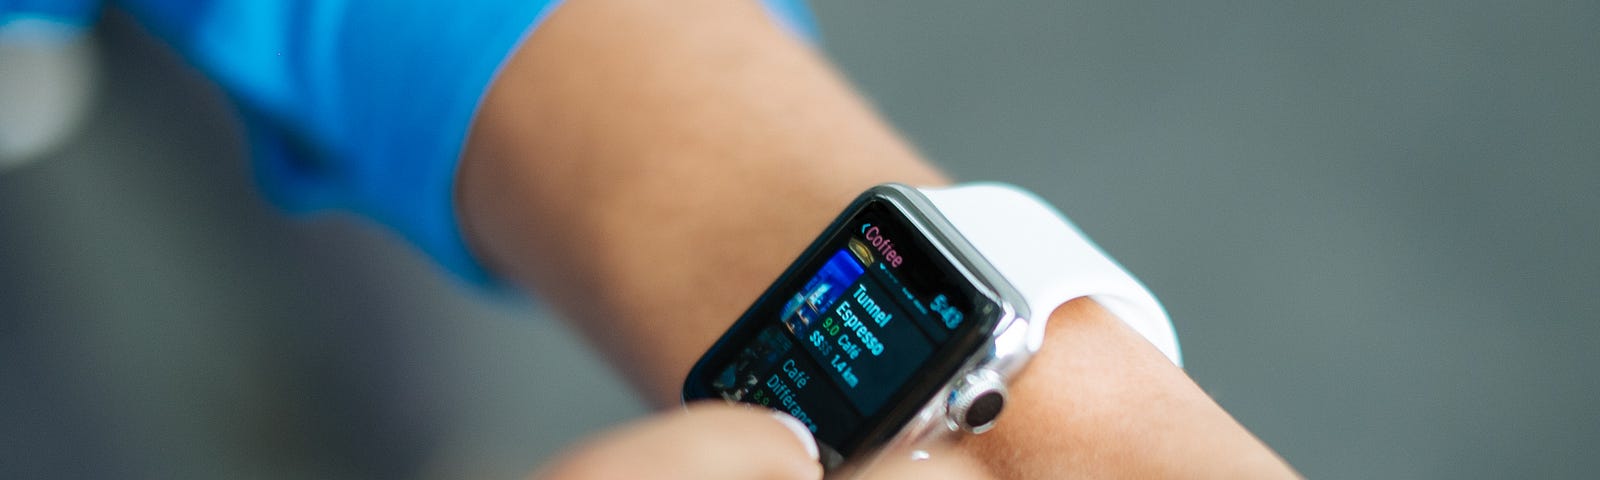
[682,182,1181,470]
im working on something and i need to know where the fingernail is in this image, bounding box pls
[770,411,820,461]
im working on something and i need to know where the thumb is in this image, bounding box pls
[534,402,822,480]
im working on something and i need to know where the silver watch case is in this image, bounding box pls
[835,184,1043,469]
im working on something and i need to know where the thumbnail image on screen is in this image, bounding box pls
[711,326,794,402]
[779,249,866,338]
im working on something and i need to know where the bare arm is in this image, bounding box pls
[458,0,1296,477]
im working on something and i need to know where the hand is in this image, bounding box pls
[532,402,991,480]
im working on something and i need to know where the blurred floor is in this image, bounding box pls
[2,1,1598,479]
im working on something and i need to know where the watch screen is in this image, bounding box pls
[684,195,1000,457]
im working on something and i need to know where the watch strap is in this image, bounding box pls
[918,183,1182,366]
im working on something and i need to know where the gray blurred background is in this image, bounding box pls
[2,1,1596,478]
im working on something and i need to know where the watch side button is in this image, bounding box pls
[947,370,1008,434]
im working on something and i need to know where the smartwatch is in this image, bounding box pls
[682,183,1181,470]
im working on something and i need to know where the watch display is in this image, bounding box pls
[683,195,1002,460]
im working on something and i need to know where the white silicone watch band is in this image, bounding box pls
[918,183,1183,366]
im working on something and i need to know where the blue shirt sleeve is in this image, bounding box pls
[0,0,100,42]
[3,0,818,288]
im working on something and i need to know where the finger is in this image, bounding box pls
[534,402,822,480]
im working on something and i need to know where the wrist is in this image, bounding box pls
[962,298,1297,479]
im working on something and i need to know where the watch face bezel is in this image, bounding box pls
[682,184,1019,463]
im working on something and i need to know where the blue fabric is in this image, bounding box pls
[0,0,817,287]
[0,0,99,43]
[0,0,99,26]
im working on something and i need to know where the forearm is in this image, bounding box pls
[457,0,1293,477]
[458,0,941,401]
